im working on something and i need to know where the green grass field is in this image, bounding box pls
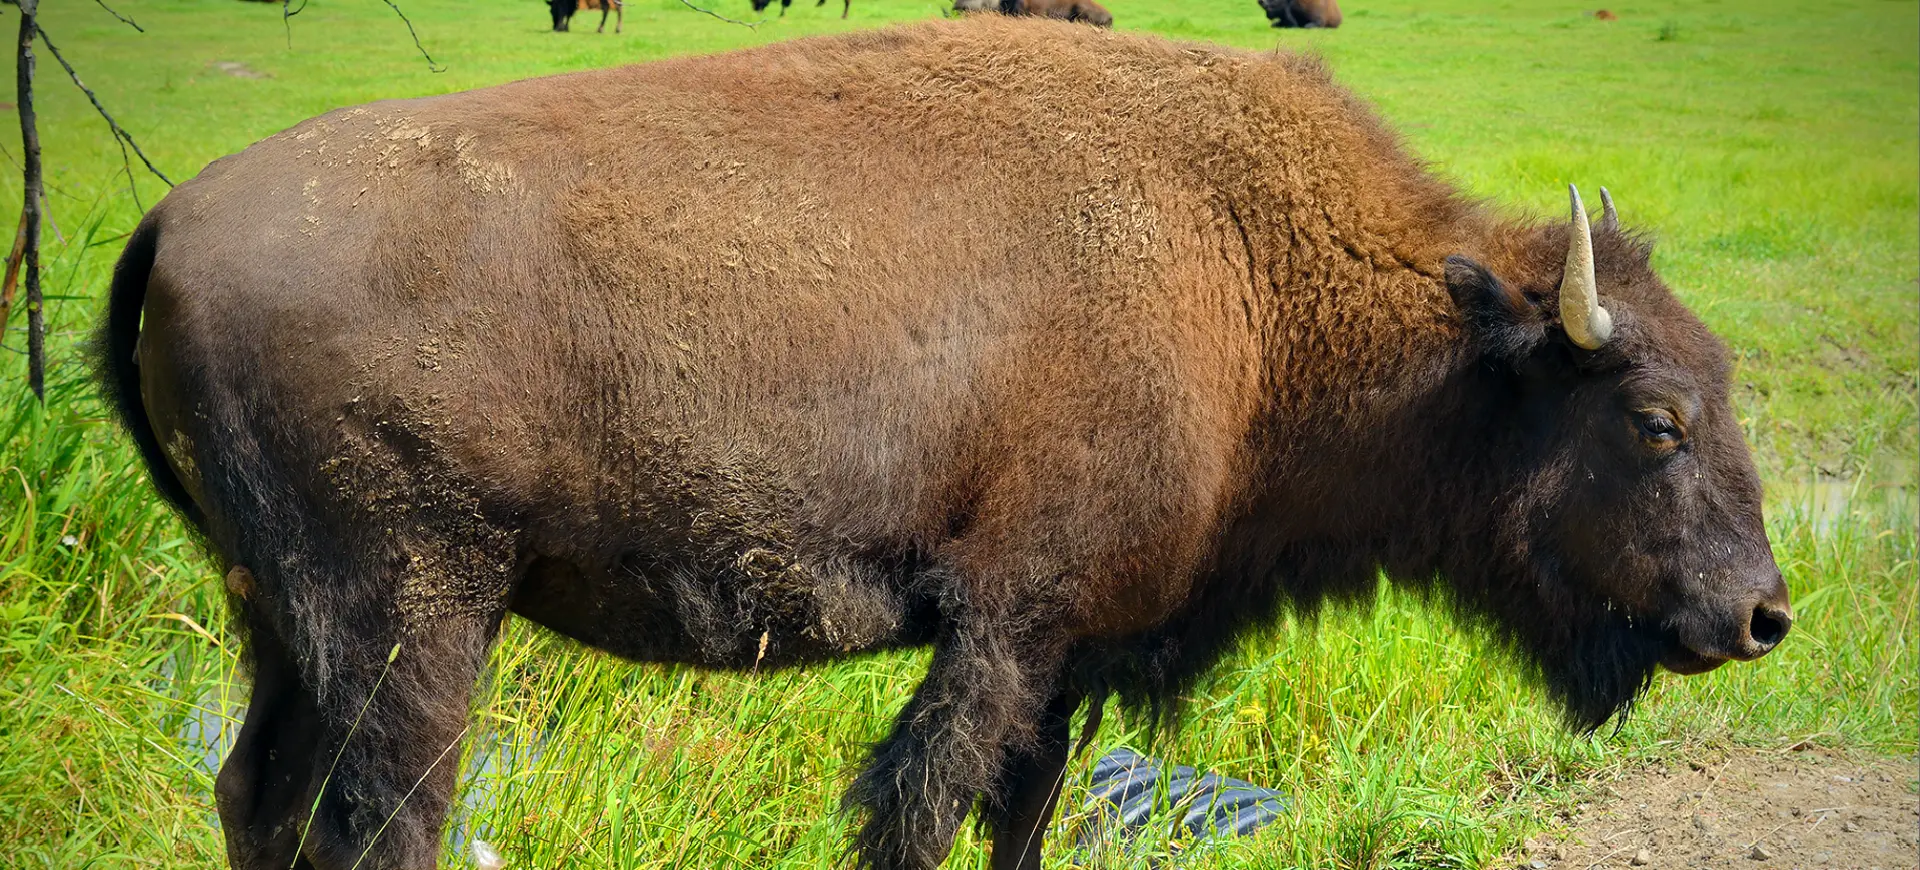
[1,0,1914,867]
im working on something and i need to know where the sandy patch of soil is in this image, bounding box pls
[1522,748,1917,869]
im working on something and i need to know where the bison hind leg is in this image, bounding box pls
[214,512,520,868]
[217,615,325,870]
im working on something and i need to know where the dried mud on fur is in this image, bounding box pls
[1520,748,1918,869]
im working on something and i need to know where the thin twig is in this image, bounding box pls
[375,0,445,72]
[282,0,305,50]
[114,135,143,211]
[39,187,62,245]
[677,0,765,28]
[92,0,144,32]
[32,25,174,186]
[0,209,25,343]
[1583,846,1633,870]
[0,140,81,201]
[1742,818,1796,852]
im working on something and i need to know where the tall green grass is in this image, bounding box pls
[2,0,1914,867]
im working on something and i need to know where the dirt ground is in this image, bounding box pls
[1521,748,1918,869]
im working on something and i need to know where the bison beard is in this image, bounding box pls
[99,17,1783,870]
[1533,610,1665,733]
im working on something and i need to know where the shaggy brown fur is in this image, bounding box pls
[100,18,1789,870]
[1260,0,1341,28]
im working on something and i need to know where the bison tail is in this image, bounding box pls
[92,217,205,531]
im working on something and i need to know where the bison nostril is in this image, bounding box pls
[1749,605,1791,650]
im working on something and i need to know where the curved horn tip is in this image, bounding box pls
[1598,187,1619,230]
[1560,182,1612,350]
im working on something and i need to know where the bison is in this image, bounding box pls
[753,0,853,20]
[100,18,1790,870]
[952,0,1112,27]
[1260,0,1342,28]
[548,0,621,33]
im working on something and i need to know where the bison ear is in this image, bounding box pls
[1445,255,1547,363]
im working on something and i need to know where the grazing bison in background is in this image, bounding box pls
[1261,0,1342,28]
[101,18,1791,870]
[753,0,853,20]
[549,0,621,33]
[952,0,1112,26]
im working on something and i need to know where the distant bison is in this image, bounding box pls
[548,0,621,32]
[104,17,1789,870]
[753,0,852,19]
[1260,0,1341,28]
[952,0,1112,27]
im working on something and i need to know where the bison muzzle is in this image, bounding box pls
[98,18,1789,870]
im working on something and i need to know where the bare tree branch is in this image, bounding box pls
[13,0,44,399]
[32,24,174,189]
[93,0,144,32]
[677,0,765,28]
[276,0,310,50]
[376,0,446,72]
[115,135,144,212]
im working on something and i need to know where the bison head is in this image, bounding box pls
[1441,187,1790,730]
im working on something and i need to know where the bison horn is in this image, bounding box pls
[1598,186,1619,232]
[1561,184,1613,350]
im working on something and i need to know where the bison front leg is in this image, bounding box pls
[984,685,1083,870]
[844,613,1068,870]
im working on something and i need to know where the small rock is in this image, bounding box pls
[1749,842,1775,861]
[1632,848,1653,865]
[1843,820,1861,833]
[1528,861,1548,870]
[1833,775,1853,783]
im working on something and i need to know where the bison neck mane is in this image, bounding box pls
[1083,223,1660,735]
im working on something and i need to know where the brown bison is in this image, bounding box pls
[753,0,852,20]
[952,0,1112,27]
[548,0,620,33]
[100,18,1789,870]
[1260,0,1341,28]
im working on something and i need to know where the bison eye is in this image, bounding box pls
[1636,410,1684,448]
